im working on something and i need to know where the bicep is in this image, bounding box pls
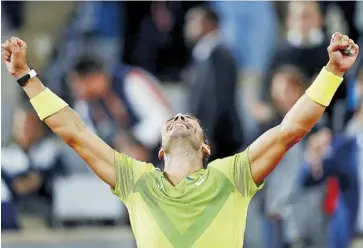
[70,128,116,187]
[45,107,116,187]
[248,95,325,184]
[248,126,293,184]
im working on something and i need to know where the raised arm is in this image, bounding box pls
[2,37,116,187]
[248,33,359,185]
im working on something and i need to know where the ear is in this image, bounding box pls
[158,148,164,160]
[201,143,211,156]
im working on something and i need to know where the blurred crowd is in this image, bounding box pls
[1,1,363,248]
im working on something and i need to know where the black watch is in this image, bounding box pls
[17,69,37,87]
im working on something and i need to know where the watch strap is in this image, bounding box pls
[17,69,37,87]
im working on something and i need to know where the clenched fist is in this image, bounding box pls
[326,32,359,77]
[1,37,30,79]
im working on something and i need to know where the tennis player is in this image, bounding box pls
[1,33,359,248]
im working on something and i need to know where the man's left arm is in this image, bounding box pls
[248,33,359,185]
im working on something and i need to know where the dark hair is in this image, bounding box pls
[202,6,219,26]
[202,130,210,168]
[71,55,104,76]
[192,5,219,27]
[273,65,308,90]
[187,113,210,167]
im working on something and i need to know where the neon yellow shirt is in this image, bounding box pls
[111,149,263,248]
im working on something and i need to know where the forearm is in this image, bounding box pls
[22,76,83,145]
[280,66,343,145]
[249,67,344,184]
[280,95,325,145]
[22,75,115,185]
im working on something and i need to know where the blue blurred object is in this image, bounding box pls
[211,1,278,73]
[299,134,360,248]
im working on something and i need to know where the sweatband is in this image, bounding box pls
[30,88,68,121]
[306,67,343,107]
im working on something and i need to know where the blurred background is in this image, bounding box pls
[1,1,363,248]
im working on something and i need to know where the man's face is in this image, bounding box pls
[161,114,205,153]
[69,72,108,101]
[13,110,44,149]
[271,73,304,114]
[287,2,322,39]
[184,9,204,43]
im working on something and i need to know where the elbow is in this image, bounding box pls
[278,121,308,149]
[53,125,83,148]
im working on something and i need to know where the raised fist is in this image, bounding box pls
[326,32,359,77]
[1,37,30,79]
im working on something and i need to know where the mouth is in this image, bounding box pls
[169,122,190,131]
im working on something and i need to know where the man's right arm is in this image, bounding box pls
[2,37,116,187]
[26,78,117,187]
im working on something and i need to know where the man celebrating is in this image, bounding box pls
[1,33,359,247]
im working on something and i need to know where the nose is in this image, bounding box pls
[173,113,185,121]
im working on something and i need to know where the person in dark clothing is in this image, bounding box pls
[125,1,202,81]
[257,1,347,132]
[319,1,360,42]
[1,104,66,229]
[299,126,361,248]
[184,6,243,161]
[1,1,25,30]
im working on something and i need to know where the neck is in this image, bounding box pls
[163,141,203,186]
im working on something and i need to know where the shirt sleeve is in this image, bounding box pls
[111,151,155,204]
[209,148,264,199]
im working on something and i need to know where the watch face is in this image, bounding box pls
[17,73,31,87]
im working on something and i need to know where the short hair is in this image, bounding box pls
[187,113,210,167]
[273,65,308,90]
[192,5,220,27]
[203,6,219,26]
[71,55,104,76]
[202,130,210,168]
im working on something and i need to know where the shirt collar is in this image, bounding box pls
[192,31,220,61]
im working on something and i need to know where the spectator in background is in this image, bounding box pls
[319,1,360,42]
[1,178,19,230]
[211,1,277,77]
[257,1,347,132]
[68,56,173,164]
[299,68,363,246]
[1,104,66,228]
[129,1,195,81]
[346,64,363,235]
[44,1,124,105]
[211,1,278,144]
[263,66,325,248]
[299,123,361,248]
[184,6,243,161]
[1,1,25,31]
